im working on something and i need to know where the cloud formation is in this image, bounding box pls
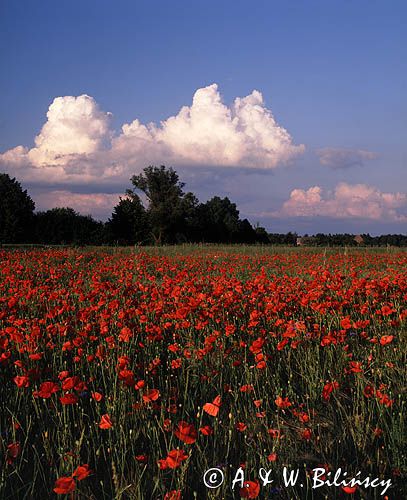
[316,148,378,169]
[277,182,406,221]
[0,84,305,184]
[35,191,123,219]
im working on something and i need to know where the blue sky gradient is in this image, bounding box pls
[1,0,406,234]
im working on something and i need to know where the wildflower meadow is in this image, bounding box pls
[0,246,405,499]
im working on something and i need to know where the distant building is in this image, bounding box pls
[354,234,364,245]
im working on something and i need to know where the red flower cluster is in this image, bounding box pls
[0,248,404,497]
[53,465,92,494]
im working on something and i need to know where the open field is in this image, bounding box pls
[0,246,406,499]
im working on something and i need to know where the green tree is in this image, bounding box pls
[253,225,270,244]
[107,194,150,245]
[35,207,104,245]
[178,191,201,243]
[0,173,35,243]
[200,196,242,243]
[129,165,195,244]
[237,218,257,243]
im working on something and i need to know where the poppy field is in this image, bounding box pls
[0,246,406,499]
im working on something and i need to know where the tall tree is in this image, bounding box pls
[200,196,242,243]
[237,218,258,244]
[178,191,201,243]
[129,165,195,244]
[0,173,35,243]
[107,194,150,245]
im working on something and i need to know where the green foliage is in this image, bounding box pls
[107,194,150,245]
[130,165,201,244]
[0,173,35,243]
[126,167,269,245]
[199,196,240,243]
[131,165,183,244]
[35,207,105,245]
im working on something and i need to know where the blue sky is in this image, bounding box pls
[1,0,406,234]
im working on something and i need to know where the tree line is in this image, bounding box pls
[1,168,406,246]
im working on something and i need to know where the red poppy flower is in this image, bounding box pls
[240,480,260,498]
[376,391,393,407]
[13,376,29,388]
[322,381,339,401]
[60,393,78,405]
[73,464,92,481]
[99,414,113,429]
[380,335,394,346]
[342,485,358,494]
[6,442,20,464]
[29,353,42,360]
[119,327,132,342]
[348,361,363,373]
[53,476,75,495]
[92,391,103,401]
[203,395,221,416]
[275,396,292,408]
[381,305,394,316]
[135,380,145,390]
[199,425,213,436]
[58,371,69,380]
[301,428,312,440]
[159,449,188,469]
[62,376,80,391]
[171,358,182,369]
[249,338,264,354]
[363,385,375,398]
[143,388,160,403]
[34,381,59,398]
[298,412,310,423]
[168,343,180,353]
[277,338,289,350]
[174,421,197,444]
[340,317,352,330]
[164,490,182,500]
[236,422,247,432]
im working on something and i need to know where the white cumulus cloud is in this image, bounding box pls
[4,95,111,167]
[276,182,406,221]
[0,84,305,184]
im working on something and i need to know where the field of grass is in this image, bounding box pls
[0,246,406,499]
